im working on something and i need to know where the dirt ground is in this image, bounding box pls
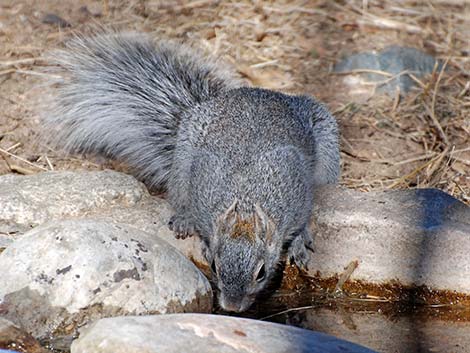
[0,0,469,203]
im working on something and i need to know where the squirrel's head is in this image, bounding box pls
[206,199,283,312]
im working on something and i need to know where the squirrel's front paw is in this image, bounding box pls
[288,229,314,271]
[168,213,198,239]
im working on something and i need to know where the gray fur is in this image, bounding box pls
[45,32,340,312]
[46,32,238,188]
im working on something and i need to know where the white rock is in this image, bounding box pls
[71,314,377,353]
[0,171,145,226]
[0,171,206,265]
[0,220,212,339]
[309,186,470,293]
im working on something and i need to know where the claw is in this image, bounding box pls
[169,213,198,239]
[288,228,313,271]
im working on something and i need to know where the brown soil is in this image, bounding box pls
[0,0,469,203]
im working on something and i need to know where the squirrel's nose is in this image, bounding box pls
[218,294,251,313]
[221,302,243,312]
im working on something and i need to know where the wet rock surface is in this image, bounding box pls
[71,314,377,353]
[334,46,440,96]
[0,317,45,353]
[0,220,212,339]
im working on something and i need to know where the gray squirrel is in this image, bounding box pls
[45,32,340,312]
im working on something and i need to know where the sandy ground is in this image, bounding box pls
[0,0,468,203]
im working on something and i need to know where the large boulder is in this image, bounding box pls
[0,220,211,339]
[70,314,377,353]
[0,170,146,226]
[309,186,470,294]
[0,171,205,264]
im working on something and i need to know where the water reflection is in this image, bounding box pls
[239,289,470,353]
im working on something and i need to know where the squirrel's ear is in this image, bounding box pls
[224,198,239,217]
[215,198,240,234]
[253,203,276,243]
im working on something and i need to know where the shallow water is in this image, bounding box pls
[235,287,470,353]
[36,269,470,353]
[42,299,470,353]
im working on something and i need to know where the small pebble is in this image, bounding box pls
[41,13,71,28]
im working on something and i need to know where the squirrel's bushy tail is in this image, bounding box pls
[46,32,238,188]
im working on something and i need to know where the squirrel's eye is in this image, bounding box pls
[211,260,217,275]
[256,263,266,282]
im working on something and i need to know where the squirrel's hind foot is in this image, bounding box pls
[168,213,199,239]
[288,228,314,271]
